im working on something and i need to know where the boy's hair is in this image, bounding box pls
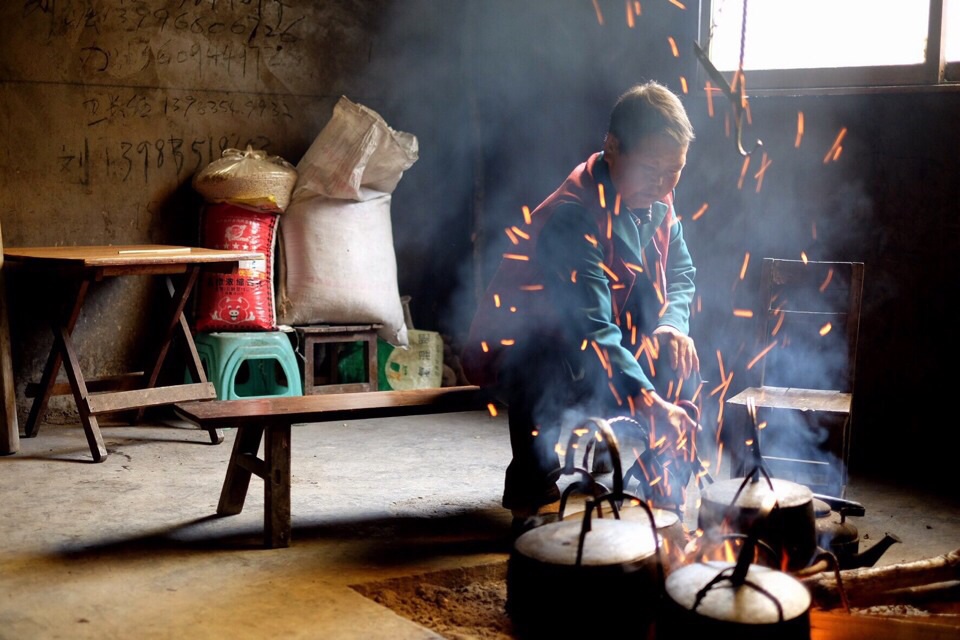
[608,81,695,153]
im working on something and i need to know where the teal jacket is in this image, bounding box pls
[463,152,696,401]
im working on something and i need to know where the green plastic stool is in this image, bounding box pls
[191,331,302,400]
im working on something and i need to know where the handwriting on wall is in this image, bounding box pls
[2,1,378,207]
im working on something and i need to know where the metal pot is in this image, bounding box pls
[812,495,901,569]
[697,469,817,572]
[662,559,811,639]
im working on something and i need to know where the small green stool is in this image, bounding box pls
[191,331,302,400]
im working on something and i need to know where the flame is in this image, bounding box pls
[691,202,708,220]
[739,252,750,279]
[823,127,848,164]
[820,322,832,336]
[819,268,834,292]
[795,111,804,148]
[753,151,772,193]
[511,226,530,240]
[668,37,679,57]
[746,340,777,370]
[503,253,529,261]
[521,205,532,225]
[591,0,604,25]
[733,309,753,318]
[737,154,751,190]
[486,403,498,417]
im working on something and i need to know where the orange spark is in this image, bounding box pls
[521,205,532,225]
[584,234,598,247]
[519,284,544,291]
[634,1,642,16]
[733,309,754,318]
[486,403,498,417]
[820,322,832,336]
[753,152,772,193]
[771,309,785,336]
[614,193,622,215]
[795,111,804,148]
[606,212,613,240]
[598,261,620,281]
[598,183,606,208]
[480,341,489,353]
[500,339,515,346]
[746,341,777,370]
[668,0,686,8]
[819,268,834,292]
[668,37,679,57]
[511,226,530,240]
[570,270,578,283]
[801,251,809,264]
[737,155,751,190]
[626,0,635,28]
[608,382,623,405]
[812,221,818,240]
[504,253,529,261]
[504,228,519,245]
[592,0,604,25]
[739,252,750,279]
[705,81,715,118]
[625,261,644,273]
[692,202,709,220]
[680,76,688,94]
[493,294,501,308]
[823,127,848,164]
[580,339,588,351]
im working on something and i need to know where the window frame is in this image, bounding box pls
[697,0,959,95]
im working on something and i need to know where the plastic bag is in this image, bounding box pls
[193,146,298,213]
[293,96,419,202]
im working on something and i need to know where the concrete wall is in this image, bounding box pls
[2,1,957,483]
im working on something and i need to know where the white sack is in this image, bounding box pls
[293,96,419,202]
[277,192,408,347]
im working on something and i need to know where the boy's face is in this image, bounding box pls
[604,133,688,211]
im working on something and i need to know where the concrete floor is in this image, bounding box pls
[1,409,958,639]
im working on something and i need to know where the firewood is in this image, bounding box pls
[801,548,960,609]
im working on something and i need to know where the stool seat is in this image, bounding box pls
[193,331,302,400]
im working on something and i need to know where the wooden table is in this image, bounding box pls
[2,245,265,461]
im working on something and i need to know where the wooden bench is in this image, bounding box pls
[174,385,491,548]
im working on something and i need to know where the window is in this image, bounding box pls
[700,0,959,93]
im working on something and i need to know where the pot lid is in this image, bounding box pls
[666,560,811,624]
[701,477,813,511]
[514,518,658,566]
[563,504,679,530]
[812,498,832,517]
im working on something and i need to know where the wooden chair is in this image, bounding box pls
[725,258,864,497]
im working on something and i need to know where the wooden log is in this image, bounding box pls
[0,223,19,455]
[802,549,960,608]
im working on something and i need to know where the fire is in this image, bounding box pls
[819,268,834,292]
[795,111,804,148]
[591,0,604,25]
[691,202,708,220]
[746,340,777,370]
[668,37,679,57]
[823,127,848,164]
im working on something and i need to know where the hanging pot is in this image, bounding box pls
[697,469,817,572]
[661,559,812,639]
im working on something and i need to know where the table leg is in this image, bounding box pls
[264,423,291,548]
[0,262,18,455]
[56,325,107,462]
[24,277,91,439]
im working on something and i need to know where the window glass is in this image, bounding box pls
[709,0,930,72]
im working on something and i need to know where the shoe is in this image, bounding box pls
[502,481,561,514]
